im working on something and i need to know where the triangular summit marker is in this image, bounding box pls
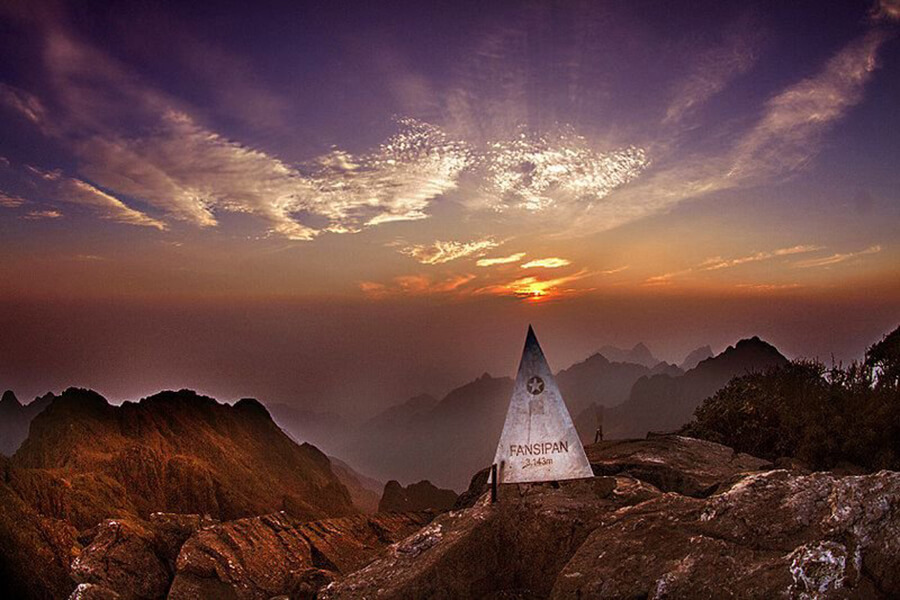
[490,325,593,483]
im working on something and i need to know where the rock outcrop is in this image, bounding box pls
[553,470,900,598]
[321,476,655,599]
[0,456,80,600]
[378,480,458,513]
[322,438,900,599]
[168,511,434,599]
[70,513,215,600]
[586,435,772,497]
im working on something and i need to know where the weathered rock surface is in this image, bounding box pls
[168,511,434,599]
[320,476,655,599]
[379,480,458,513]
[586,434,772,497]
[70,513,215,600]
[323,463,900,599]
[553,469,900,599]
[69,583,123,599]
[71,518,170,600]
[0,458,80,600]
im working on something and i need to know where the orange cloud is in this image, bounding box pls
[521,257,571,269]
[398,239,498,265]
[476,270,590,301]
[360,273,476,298]
[793,245,881,268]
[476,252,525,267]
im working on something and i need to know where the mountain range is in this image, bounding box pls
[0,390,53,455]
[320,337,786,490]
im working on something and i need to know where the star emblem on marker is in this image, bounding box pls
[526,376,545,395]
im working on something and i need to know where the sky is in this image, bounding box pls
[0,0,898,415]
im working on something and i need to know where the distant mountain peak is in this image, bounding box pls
[679,345,714,371]
[1,390,21,409]
[234,397,271,418]
[598,343,660,368]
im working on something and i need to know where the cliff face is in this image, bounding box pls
[10,389,356,529]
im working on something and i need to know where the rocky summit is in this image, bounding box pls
[323,436,900,599]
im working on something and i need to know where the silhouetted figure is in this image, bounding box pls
[594,406,605,443]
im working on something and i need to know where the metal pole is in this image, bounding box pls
[490,463,498,503]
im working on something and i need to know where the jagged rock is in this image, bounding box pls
[323,468,900,599]
[320,476,652,599]
[453,467,490,510]
[379,480,458,512]
[169,511,434,599]
[71,518,170,600]
[147,512,217,572]
[70,514,215,600]
[586,435,772,497]
[0,458,80,600]
[68,583,122,599]
[552,469,900,598]
[9,388,357,529]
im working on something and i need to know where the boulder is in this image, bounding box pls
[324,469,900,599]
[586,435,772,496]
[552,469,900,598]
[71,518,170,600]
[70,513,214,600]
[169,511,434,599]
[320,476,654,599]
[379,480,458,513]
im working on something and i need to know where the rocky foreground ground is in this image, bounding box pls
[55,435,900,599]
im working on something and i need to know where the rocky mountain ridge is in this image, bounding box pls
[333,336,786,490]
[323,436,900,599]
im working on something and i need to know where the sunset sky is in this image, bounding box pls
[1,0,898,414]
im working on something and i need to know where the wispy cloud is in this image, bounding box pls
[0,191,26,208]
[730,30,888,181]
[477,129,648,212]
[62,179,168,230]
[794,245,882,268]
[11,29,475,240]
[398,238,498,265]
[600,265,629,275]
[734,283,802,292]
[603,29,891,236]
[0,83,46,125]
[872,0,900,22]
[643,268,693,286]
[664,20,764,126]
[521,257,571,269]
[699,245,823,271]
[360,273,476,298]
[476,252,525,267]
[23,209,62,220]
[22,165,166,230]
[644,244,822,284]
